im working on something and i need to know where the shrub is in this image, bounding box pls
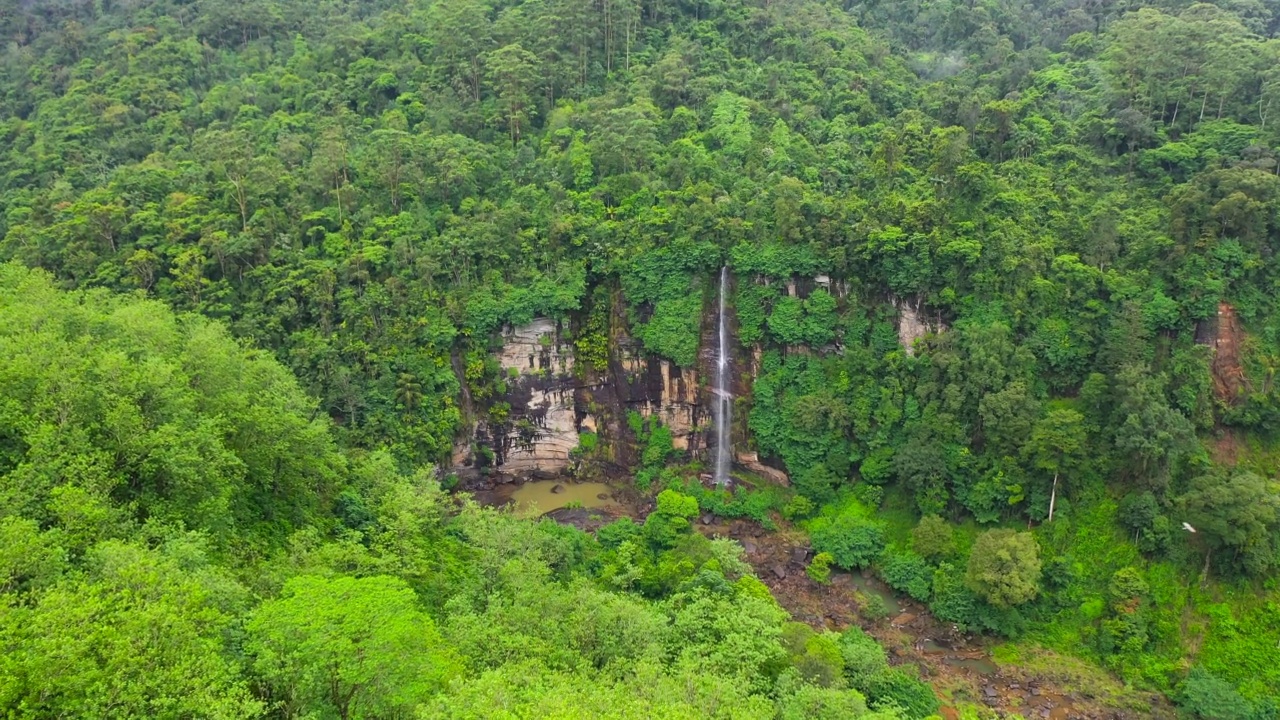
[910,514,955,561]
[879,549,933,601]
[838,627,889,682]
[858,446,894,485]
[782,495,816,521]
[838,627,938,718]
[1178,667,1255,720]
[781,623,845,688]
[795,464,840,503]
[850,483,884,509]
[806,552,834,584]
[862,668,940,719]
[642,490,699,548]
[597,518,642,550]
[811,514,886,570]
[642,425,675,468]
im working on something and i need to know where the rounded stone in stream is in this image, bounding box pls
[596,493,609,500]
[701,514,714,525]
[550,484,565,494]
[771,564,787,579]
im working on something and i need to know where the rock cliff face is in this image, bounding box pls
[452,308,712,482]
[486,318,587,476]
[455,276,881,484]
[895,296,943,356]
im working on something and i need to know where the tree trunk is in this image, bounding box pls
[1048,470,1058,522]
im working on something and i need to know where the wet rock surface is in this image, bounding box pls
[452,315,713,481]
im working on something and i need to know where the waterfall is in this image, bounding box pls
[713,266,731,486]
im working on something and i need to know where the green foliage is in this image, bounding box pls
[783,495,818,521]
[966,529,1043,608]
[764,291,839,347]
[3,0,1280,710]
[807,552,835,585]
[775,677,878,720]
[911,515,955,561]
[0,540,263,718]
[635,294,704,367]
[851,482,885,510]
[838,627,939,718]
[0,264,343,548]
[781,622,846,688]
[247,574,458,719]
[678,481,788,529]
[1197,602,1280,703]
[879,549,934,602]
[795,464,842,504]
[734,282,777,346]
[1178,471,1280,578]
[574,298,611,374]
[422,661,775,719]
[929,562,1025,637]
[1118,491,1173,555]
[811,512,887,571]
[641,489,700,549]
[1178,667,1258,720]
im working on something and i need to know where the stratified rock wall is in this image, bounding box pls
[490,318,584,475]
[454,315,707,481]
[452,274,849,485]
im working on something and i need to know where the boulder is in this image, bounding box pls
[550,483,565,494]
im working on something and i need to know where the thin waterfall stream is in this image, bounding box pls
[713,266,731,486]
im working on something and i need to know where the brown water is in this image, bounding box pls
[509,481,618,518]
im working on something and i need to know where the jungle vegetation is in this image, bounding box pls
[2,0,1280,716]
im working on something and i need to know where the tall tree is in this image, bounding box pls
[1026,408,1086,522]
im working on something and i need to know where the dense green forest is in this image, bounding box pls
[0,264,927,718]
[2,0,1280,716]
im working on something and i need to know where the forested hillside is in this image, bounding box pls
[0,264,924,718]
[2,0,1280,716]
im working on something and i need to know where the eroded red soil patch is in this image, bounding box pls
[1212,302,1246,404]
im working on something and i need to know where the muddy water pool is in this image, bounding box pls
[508,481,618,518]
